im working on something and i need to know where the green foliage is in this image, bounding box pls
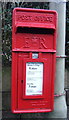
[2,2,49,66]
[2,3,12,66]
[65,2,69,70]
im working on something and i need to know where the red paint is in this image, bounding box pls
[11,8,57,113]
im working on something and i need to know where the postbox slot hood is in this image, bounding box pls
[15,22,56,33]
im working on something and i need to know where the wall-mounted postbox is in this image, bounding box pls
[12,8,57,113]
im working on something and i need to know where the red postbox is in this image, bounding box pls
[11,8,57,113]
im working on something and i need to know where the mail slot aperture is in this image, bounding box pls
[16,27,54,34]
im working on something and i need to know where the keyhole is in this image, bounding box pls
[21,80,23,83]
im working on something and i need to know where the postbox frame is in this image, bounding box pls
[11,8,57,113]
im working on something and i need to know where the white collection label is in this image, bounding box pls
[26,62,43,96]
